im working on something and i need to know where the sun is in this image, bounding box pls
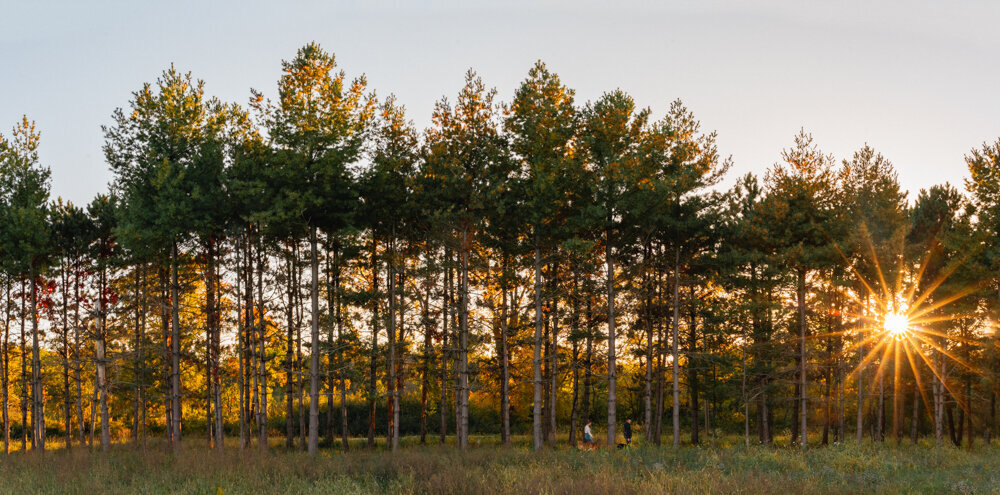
[883,312,910,341]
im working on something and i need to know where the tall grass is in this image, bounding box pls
[0,436,996,494]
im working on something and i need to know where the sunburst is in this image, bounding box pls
[820,236,986,440]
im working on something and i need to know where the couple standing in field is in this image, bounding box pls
[582,419,632,448]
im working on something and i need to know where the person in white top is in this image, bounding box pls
[583,421,594,444]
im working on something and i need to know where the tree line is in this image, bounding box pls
[2,43,1000,456]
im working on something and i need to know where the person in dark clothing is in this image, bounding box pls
[624,419,633,446]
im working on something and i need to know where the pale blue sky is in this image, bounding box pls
[3,0,998,205]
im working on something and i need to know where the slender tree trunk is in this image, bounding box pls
[542,284,550,445]
[256,231,269,451]
[17,280,26,452]
[856,300,866,443]
[170,243,182,448]
[74,266,84,448]
[387,232,398,452]
[420,273,432,445]
[643,247,653,441]
[3,280,11,454]
[797,268,808,450]
[499,265,511,447]
[237,240,246,449]
[532,237,544,450]
[395,262,407,451]
[569,268,580,448]
[655,263,666,445]
[689,288,699,445]
[583,296,593,428]
[30,268,44,452]
[894,340,904,445]
[336,246,349,451]
[295,251,305,451]
[439,248,449,444]
[878,367,885,442]
[96,266,110,451]
[367,240,378,449]
[206,240,215,449]
[606,231,617,447]
[308,228,321,456]
[911,380,920,444]
[671,247,681,448]
[457,229,470,450]
[934,349,944,447]
[161,270,172,446]
[64,269,73,449]
[285,246,295,449]
[549,262,559,446]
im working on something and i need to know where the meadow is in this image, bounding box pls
[0,435,996,494]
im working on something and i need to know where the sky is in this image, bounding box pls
[3,0,999,206]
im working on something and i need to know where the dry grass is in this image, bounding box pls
[0,436,997,494]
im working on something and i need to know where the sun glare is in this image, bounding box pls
[883,312,910,341]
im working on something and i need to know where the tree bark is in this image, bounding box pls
[606,231,617,447]
[308,227,321,456]
[387,231,398,452]
[170,242,183,449]
[672,247,681,448]
[532,237,544,450]
[367,239,378,449]
[797,268,808,450]
[31,267,44,452]
[499,262,511,447]
[457,228,470,450]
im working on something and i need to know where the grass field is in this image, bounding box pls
[0,435,996,494]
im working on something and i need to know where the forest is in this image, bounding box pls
[2,42,1000,459]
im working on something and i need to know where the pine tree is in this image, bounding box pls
[104,66,227,449]
[0,117,52,451]
[579,91,649,446]
[505,61,576,449]
[758,130,839,450]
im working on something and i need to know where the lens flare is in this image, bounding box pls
[883,312,910,341]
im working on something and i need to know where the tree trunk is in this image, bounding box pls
[31,267,44,452]
[439,248,449,444]
[499,265,511,447]
[19,281,26,451]
[285,246,296,449]
[308,228,321,456]
[63,269,73,449]
[689,288,699,446]
[96,264,110,451]
[420,272,432,445]
[643,246,653,441]
[387,233,398,452]
[161,270,172,446]
[367,239,379,449]
[3,280,11,454]
[606,231,617,447]
[206,240,216,449]
[457,229,470,450]
[256,231,269,451]
[935,349,944,447]
[568,269,580,448]
[170,243,183,449]
[236,240,246,449]
[333,242,349,451]
[671,247,681,447]
[532,237,544,450]
[583,296,593,429]
[549,262,559,446]
[797,268,808,450]
[856,300,865,443]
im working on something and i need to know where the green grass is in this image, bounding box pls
[0,436,997,494]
